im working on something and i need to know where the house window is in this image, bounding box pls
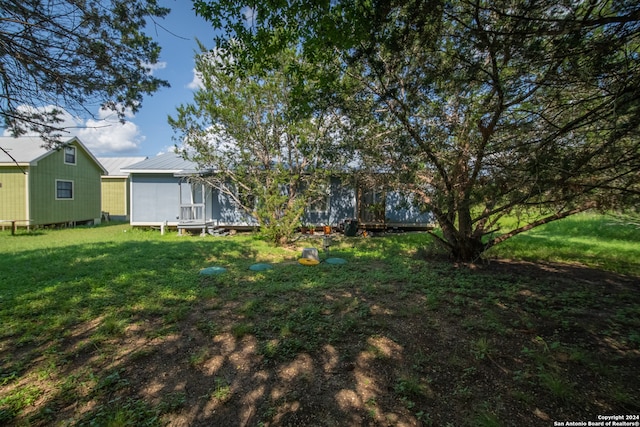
[64,146,76,164]
[56,180,74,199]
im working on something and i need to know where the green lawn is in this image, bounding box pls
[488,213,640,275]
[0,217,638,426]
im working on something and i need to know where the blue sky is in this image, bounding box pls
[129,1,218,157]
[3,1,220,158]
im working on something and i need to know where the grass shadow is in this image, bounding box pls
[1,224,639,425]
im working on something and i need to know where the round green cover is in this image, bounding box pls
[249,263,273,271]
[199,266,227,275]
[325,257,347,265]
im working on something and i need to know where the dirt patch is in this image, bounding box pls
[3,258,639,426]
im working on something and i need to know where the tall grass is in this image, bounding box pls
[487,213,640,275]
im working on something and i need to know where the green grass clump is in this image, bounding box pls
[0,385,43,423]
[0,217,637,426]
[488,213,640,275]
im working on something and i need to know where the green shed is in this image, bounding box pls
[0,136,107,228]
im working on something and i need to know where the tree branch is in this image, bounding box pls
[485,202,597,250]
[0,146,27,174]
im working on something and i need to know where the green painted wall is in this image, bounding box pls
[29,143,103,225]
[0,167,28,221]
[101,178,128,217]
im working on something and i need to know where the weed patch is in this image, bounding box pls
[0,221,638,425]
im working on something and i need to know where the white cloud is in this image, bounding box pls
[243,6,257,28]
[155,145,177,156]
[187,48,234,90]
[1,105,85,135]
[76,107,144,155]
[3,104,144,155]
[141,61,167,76]
[187,67,204,90]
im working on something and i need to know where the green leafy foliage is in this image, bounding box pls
[192,0,640,260]
[170,48,342,245]
[1,0,170,145]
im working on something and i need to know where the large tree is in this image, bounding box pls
[1,0,170,146]
[194,0,640,260]
[169,47,342,245]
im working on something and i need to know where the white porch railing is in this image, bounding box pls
[180,204,205,222]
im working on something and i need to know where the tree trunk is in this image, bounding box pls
[436,207,486,262]
[450,235,485,262]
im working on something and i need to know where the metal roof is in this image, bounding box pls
[0,136,50,164]
[0,136,106,174]
[97,157,148,176]
[121,152,201,174]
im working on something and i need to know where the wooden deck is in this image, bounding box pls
[0,219,33,234]
[177,220,218,235]
[352,221,434,232]
[175,218,433,236]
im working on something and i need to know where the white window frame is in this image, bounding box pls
[64,146,76,165]
[55,179,74,200]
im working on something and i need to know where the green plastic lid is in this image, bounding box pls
[199,266,227,275]
[249,263,273,271]
[325,257,347,265]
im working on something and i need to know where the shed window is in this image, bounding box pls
[64,146,76,164]
[56,180,74,199]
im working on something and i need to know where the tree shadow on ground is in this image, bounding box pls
[1,232,639,426]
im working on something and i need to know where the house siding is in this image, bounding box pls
[385,191,434,225]
[172,176,432,229]
[212,189,259,226]
[124,153,434,230]
[0,167,29,221]
[130,174,181,225]
[196,177,354,227]
[102,177,128,218]
[302,176,356,226]
[29,143,102,225]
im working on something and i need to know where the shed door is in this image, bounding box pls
[180,182,206,221]
[358,188,385,224]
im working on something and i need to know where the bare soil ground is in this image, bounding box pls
[7,259,640,426]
